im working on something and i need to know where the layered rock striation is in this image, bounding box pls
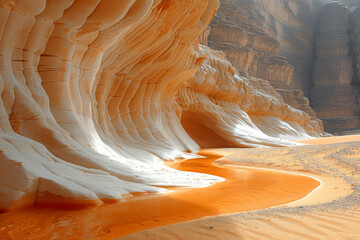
[209,0,360,134]
[254,0,319,97]
[178,45,323,148]
[0,0,223,211]
[351,7,360,84]
[208,0,294,85]
[0,0,324,211]
[312,2,360,133]
[208,0,320,121]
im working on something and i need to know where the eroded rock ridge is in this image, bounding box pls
[0,0,324,211]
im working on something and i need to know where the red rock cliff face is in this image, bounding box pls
[0,0,324,211]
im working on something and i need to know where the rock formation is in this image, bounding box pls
[254,0,319,97]
[0,0,325,212]
[208,0,293,83]
[0,0,224,212]
[178,45,323,148]
[312,2,360,133]
[319,0,360,8]
[207,0,320,121]
[207,0,360,134]
[351,7,360,85]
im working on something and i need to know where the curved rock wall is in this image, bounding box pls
[0,0,324,211]
[0,0,224,211]
[178,45,323,148]
[319,0,360,8]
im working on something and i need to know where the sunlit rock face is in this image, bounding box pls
[0,0,224,211]
[0,0,324,211]
[312,2,360,133]
[177,45,323,148]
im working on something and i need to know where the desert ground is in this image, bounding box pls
[0,143,319,239]
[1,136,360,239]
[121,135,360,239]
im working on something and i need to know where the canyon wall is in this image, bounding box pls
[0,0,324,211]
[178,45,323,148]
[0,0,223,211]
[319,0,360,8]
[209,0,360,134]
[208,0,319,119]
[311,2,360,133]
[308,1,360,134]
[254,0,319,98]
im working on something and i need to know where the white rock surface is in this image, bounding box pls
[0,0,323,211]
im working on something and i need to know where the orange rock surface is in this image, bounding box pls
[0,0,324,211]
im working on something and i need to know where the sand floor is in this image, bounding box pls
[298,134,360,145]
[0,155,319,239]
[122,135,360,239]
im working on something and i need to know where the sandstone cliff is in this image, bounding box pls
[254,0,319,97]
[178,45,323,148]
[208,0,320,121]
[0,0,324,211]
[312,2,360,133]
[0,0,223,211]
[208,0,360,134]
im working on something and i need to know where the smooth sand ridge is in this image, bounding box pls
[123,136,360,240]
[298,134,360,145]
[0,153,319,239]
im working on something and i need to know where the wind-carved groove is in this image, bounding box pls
[0,0,324,211]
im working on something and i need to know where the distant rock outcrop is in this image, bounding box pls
[208,0,321,123]
[209,0,293,84]
[312,2,360,133]
[208,0,360,134]
[351,7,360,84]
[254,0,319,98]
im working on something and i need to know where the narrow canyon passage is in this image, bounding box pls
[2,0,360,239]
[0,153,319,239]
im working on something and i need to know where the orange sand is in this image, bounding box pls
[0,153,319,239]
[123,136,360,240]
[298,134,360,145]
